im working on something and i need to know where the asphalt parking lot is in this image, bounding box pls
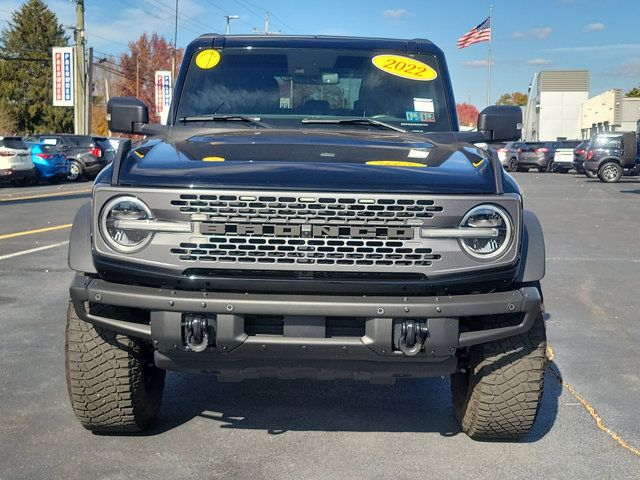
[0,174,639,479]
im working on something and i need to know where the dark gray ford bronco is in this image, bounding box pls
[66,35,547,439]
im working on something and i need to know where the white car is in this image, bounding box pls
[552,140,581,173]
[0,136,35,186]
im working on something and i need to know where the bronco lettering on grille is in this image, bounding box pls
[200,223,414,239]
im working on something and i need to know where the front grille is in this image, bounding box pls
[170,194,443,225]
[168,193,445,270]
[171,237,441,267]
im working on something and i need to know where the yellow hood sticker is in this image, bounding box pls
[371,55,438,81]
[195,49,221,69]
[202,156,225,162]
[366,160,426,168]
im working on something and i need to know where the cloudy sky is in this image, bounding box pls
[1,0,639,107]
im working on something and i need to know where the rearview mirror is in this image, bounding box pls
[107,97,149,134]
[477,106,522,142]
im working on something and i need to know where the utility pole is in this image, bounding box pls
[105,76,111,136]
[85,47,93,134]
[73,0,86,134]
[253,12,279,35]
[172,0,178,78]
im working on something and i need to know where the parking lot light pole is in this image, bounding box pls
[225,15,239,35]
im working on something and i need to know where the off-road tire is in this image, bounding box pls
[585,169,597,179]
[451,310,547,440]
[507,158,517,172]
[65,302,165,433]
[597,162,623,183]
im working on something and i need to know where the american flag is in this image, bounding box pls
[457,17,492,49]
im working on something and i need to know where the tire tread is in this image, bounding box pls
[65,302,164,433]
[452,312,547,439]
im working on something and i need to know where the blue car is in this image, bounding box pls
[25,142,70,183]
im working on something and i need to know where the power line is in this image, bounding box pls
[113,0,202,37]
[141,0,212,33]
[202,0,253,30]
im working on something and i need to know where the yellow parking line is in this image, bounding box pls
[0,224,72,241]
[0,188,91,202]
[546,345,640,457]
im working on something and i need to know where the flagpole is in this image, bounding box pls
[487,3,493,107]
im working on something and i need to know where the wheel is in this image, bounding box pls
[451,310,547,440]
[507,158,517,172]
[67,160,83,181]
[544,159,554,173]
[597,162,622,183]
[585,170,597,179]
[65,302,165,433]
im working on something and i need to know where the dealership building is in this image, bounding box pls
[579,89,640,139]
[522,70,589,141]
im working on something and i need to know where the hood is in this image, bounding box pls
[117,130,498,194]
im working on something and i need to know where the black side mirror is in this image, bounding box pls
[477,105,522,142]
[107,97,149,134]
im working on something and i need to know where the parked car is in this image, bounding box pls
[572,140,595,177]
[584,132,640,183]
[93,136,117,163]
[0,136,35,186]
[25,142,70,183]
[517,142,556,172]
[551,140,581,173]
[497,141,525,171]
[25,134,107,181]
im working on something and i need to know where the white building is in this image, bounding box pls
[523,70,589,141]
[580,89,640,139]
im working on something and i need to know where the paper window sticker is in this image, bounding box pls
[413,98,434,113]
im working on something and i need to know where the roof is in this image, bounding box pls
[190,34,440,55]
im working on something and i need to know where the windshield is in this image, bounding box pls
[176,47,452,132]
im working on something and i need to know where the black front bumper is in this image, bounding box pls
[70,275,542,381]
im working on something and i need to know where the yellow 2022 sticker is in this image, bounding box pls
[195,49,221,69]
[366,160,426,168]
[371,55,438,81]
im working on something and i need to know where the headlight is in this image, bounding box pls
[459,204,513,259]
[99,196,154,253]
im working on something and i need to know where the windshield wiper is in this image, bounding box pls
[301,117,406,133]
[178,115,272,128]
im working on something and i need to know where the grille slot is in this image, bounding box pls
[171,238,441,267]
[171,194,443,225]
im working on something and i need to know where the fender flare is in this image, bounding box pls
[68,202,97,274]
[597,156,623,167]
[515,209,545,283]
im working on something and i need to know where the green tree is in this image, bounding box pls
[627,86,640,98]
[496,92,528,106]
[0,0,73,134]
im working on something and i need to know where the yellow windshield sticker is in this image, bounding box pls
[472,159,485,168]
[195,49,221,69]
[133,150,144,158]
[371,55,438,81]
[202,156,225,162]
[366,160,426,168]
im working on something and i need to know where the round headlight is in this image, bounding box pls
[100,196,154,253]
[459,204,513,259]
